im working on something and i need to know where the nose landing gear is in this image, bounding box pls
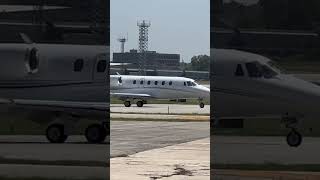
[286,129,302,147]
[283,116,303,147]
[198,98,205,108]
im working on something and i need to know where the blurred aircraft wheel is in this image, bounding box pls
[136,101,144,107]
[124,101,131,107]
[85,124,107,144]
[199,102,205,108]
[286,130,302,147]
[46,124,68,143]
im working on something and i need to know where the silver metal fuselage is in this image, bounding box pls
[0,43,108,102]
[212,49,320,121]
[110,75,210,100]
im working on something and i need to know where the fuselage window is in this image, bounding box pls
[162,81,165,85]
[155,81,158,85]
[140,80,144,85]
[169,81,173,85]
[97,60,106,72]
[245,62,262,78]
[235,64,244,76]
[147,81,151,85]
[74,59,84,72]
[133,80,136,84]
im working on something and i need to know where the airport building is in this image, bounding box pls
[113,49,180,70]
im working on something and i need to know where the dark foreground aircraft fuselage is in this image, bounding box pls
[0,43,109,143]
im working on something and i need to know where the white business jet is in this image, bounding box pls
[0,34,109,143]
[212,49,320,147]
[110,74,210,108]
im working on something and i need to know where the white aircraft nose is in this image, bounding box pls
[199,85,210,98]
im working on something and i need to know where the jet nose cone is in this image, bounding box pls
[200,85,210,98]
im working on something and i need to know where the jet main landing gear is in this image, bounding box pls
[46,124,68,143]
[85,124,107,144]
[124,101,131,107]
[136,100,144,107]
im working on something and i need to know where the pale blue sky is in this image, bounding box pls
[110,0,210,62]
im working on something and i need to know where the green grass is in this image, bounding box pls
[213,163,320,172]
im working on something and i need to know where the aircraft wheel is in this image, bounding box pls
[124,101,131,107]
[199,102,205,108]
[136,101,144,107]
[85,124,107,144]
[46,124,68,143]
[286,130,302,147]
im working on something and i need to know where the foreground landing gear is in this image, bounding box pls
[199,102,205,108]
[136,100,144,107]
[286,129,302,147]
[124,101,131,107]
[46,124,68,143]
[283,116,303,147]
[85,124,107,144]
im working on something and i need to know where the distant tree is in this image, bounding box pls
[189,55,210,71]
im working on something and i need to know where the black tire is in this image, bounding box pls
[199,102,205,108]
[46,124,68,143]
[136,101,144,107]
[286,130,302,147]
[85,124,107,144]
[124,101,131,107]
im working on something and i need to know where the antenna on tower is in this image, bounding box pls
[137,20,151,75]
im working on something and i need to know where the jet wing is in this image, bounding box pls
[0,98,109,117]
[110,93,152,99]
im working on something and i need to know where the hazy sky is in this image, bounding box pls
[111,0,210,62]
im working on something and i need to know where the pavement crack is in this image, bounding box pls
[147,164,194,179]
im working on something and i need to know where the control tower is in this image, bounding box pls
[117,37,127,53]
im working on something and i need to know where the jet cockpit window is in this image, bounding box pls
[187,81,192,86]
[191,82,197,86]
[97,60,106,72]
[235,64,244,76]
[261,65,278,79]
[184,82,186,86]
[245,62,263,78]
[74,59,84,72]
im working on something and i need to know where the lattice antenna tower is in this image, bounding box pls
[137,20,151,75]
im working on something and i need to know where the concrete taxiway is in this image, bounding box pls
[111,138,210,180]
[111,121,210,157]
[111,104,210,115]
[213,135,320,164]
[0,121,209,179]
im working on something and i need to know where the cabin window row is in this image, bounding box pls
[133,80,173,86]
